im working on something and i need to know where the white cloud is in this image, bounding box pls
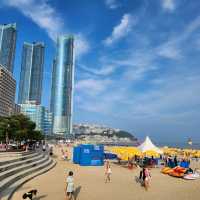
[75,78,112,96]
[157,40,181,59]
[75,20,200,124]
[128,73,200,119]
[161,0,176,11]
[76,99,111,113]
[75,34,90,59]
[104,14,136,46]
[2,0,90,57]
[80,69,200,119]
[79,64,116,76]
[156,15,200,60]
[75,68,200,136]
[123,65,157,81]
[110,49,158,81]
[3,0,63,40]
[79,47,158,82]
[75,32,200,138]
[105,0,120,9]
[182,16,200,39]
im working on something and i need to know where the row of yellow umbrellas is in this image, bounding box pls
[105,146,200,161]
[162,147,200,157]
[106,147,160,161]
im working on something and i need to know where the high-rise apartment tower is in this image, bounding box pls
[51,35,75,136]
[0,23,17,73]
[18,42,44,104]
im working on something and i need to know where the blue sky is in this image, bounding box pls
[0,0,200,142]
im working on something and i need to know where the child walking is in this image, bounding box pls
[65,171,75,200]
[144,167,151,191]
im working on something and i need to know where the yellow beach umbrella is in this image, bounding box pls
[193,151,200,158]
[144,150,160,158]
[108,146,142,160]
[128,148,142,156]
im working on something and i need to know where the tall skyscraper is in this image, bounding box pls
[18,42,45,104]
[52,35,75,136]
[50,58,56,113]
[0,23,17,73]
[0,64,16,116]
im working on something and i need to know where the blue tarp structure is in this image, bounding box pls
[73,144,104,166]
[73,146,81,164]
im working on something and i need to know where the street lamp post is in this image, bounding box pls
[6,124,10,151]
[6,107,12,151]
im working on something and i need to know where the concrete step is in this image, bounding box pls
[0,157,54,199]
[0,150,38,159]
[2,159,57,200]
[0,151,35,157]
[0,153,45,173]
[0,154,49,182]
[0,152,40,166]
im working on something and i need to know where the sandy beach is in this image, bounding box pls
[12,147,200,200]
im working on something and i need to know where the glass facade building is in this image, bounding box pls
[20,101,52,135]
[52,35,75,136]
[43,109,53,135]
[18,42,44,104]
[0,23,17,73]
[20,101,44,132]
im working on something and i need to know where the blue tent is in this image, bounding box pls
[73,144,104,166]
[73,146,81,164]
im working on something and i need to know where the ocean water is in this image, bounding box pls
[155,141,200,149]
[101,141,200,150]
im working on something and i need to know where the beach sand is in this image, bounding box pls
[12,147,200,200]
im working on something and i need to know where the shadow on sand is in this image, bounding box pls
[34,194,48,200]
[74,186,81,200]
[134,175,144,187]
[135,175,141,183]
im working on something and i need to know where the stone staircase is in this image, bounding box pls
[0,150,56,200]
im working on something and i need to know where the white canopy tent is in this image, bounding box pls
[137,136,163,154]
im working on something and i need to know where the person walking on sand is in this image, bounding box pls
[42,143,46,152]
[174,156,178,167]
[105,160,112,183]
[144,167,151,191]
[139,167,143,182]
[65,171,75,200]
